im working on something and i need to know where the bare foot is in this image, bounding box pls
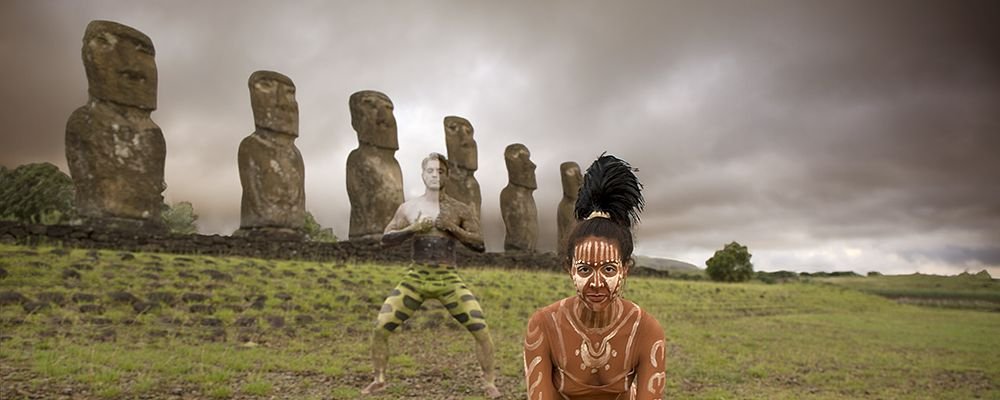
[484,383,502,399]
[361,380,388,395]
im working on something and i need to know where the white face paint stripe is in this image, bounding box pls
[573,239,629,295]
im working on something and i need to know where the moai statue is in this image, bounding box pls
[65,20,166,231]
[346,90,404,240]
[443,116,481,222]
[557,161,582,257]
[500,143,538,252]
[234,71,305,239]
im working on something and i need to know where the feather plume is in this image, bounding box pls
[574,153,644,229]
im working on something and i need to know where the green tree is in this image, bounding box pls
[161,201,198,234]
[303,211,337,242]
[706,241,754,282]
[0,163,75,224]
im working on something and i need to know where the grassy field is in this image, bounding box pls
[0,243,998,399]
[813,273,1000,311]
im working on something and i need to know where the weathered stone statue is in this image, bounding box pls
[443,116,481,222]
[346,90,404,240]
[235,71,305,239]
[557,161,582,257]
[500,143,538,252]
[65,20,166,231]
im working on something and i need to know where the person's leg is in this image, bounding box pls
[362,280,424,395]
[441,284,500,398]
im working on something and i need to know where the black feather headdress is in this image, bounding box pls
[574,153,644,229]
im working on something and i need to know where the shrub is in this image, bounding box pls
[705,241,754,283]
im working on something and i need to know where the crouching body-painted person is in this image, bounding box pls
[362,152,501,399]
[524,154,666,400]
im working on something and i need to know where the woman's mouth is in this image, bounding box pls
[584,293,608,303]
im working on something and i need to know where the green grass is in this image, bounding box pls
[814,273,1000,311]
[242,377,273,396]
[0,243,998,399]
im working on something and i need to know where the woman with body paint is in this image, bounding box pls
[523,154,665,400]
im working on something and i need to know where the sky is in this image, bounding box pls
[1,0,998,276]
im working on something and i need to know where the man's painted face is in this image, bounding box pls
[571,237,625,311]
[422,159,445,190]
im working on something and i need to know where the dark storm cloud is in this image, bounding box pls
[1,0,997,275]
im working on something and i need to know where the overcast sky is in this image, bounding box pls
[1,0,998,276]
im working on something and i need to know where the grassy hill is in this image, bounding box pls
[632,254,703,277]
[1,244,998,399]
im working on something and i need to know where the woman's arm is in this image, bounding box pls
[633,312,666,400]
[524,310,559,400]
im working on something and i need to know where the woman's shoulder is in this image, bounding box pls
[528,297,574,325]
[625,299,665,342]
[615,299,662,330]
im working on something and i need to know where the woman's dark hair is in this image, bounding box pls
[564,154,644,267]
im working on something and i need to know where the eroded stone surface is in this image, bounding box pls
[346,90,403,240]
[65,20,166,231]
[500,144,538,252]
[235,70,305,239]
[443,116,482,223]
[557,161,582,257]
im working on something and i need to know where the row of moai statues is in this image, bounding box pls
[64,20,584,252]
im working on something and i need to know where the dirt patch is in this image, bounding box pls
[265,315,285,328]
[933,369,995,393]
[181,293,209,303]
[189,304,215,314]
[148,292,176,305]
[61,269,81,280]
[108,290,140,305]
[0,291,29,305]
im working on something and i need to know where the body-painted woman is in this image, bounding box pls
[524,155,665,400]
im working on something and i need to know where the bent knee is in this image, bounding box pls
[376,310,412,333]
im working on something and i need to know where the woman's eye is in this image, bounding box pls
[576,266,591,275]
[603,265,617,274]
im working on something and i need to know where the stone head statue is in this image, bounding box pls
[560,162,582,198]
[444,116,478,171]
[349,90,398,150]
[249,70,298,136]
[82,20,157,110]
[505,143,537,190]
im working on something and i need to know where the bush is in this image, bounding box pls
[0,163,75,224]
[706,241,754,282]
[162,201,198,234]
[304,211,337,242]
